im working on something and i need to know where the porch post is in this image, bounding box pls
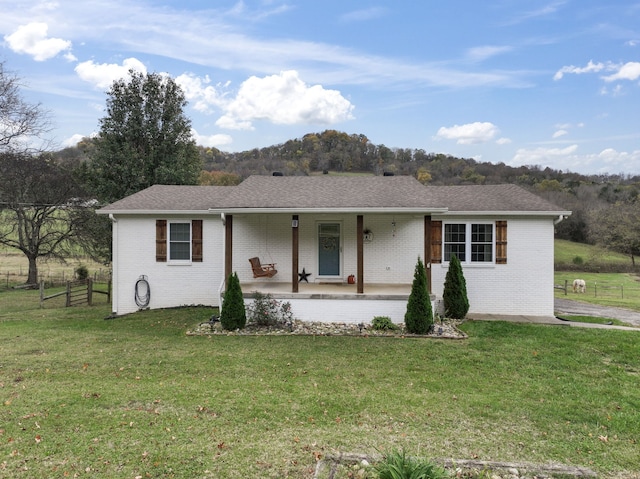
[224,214,233,290]
[424,215,432,294]
[357,215,364,294]
[292,215,299,293]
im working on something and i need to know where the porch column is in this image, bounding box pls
[224,214,233,289]
[424,215,432,294]
[292,215,299,293]
[357,215,364,294]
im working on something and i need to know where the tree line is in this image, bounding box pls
[2,60,639,285]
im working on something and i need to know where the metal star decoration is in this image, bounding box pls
[298,268,311,283]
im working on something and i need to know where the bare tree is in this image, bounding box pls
[0,152,91,285]
[0,61,51,154]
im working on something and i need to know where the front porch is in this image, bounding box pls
[239,282,438,325]
[241,281,412,299]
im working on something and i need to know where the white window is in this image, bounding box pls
[444,223,493,263]
[169,222,191,261]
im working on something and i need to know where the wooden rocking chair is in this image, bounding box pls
[249,257,278,278]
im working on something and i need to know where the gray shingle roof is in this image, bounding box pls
[98,185,231,212]
[98,175,570,215]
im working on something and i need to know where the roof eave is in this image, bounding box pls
[208,207,450,214]
[97,209,212,216]
[433,210,572,217]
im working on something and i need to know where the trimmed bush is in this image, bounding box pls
[220,272,246,330]
[442,254,469,319]
[404,256,433,334]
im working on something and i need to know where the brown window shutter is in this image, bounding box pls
[496,220,507,264]
[192,220,203,262]
[156,220,167,262]
[430,220,442,264]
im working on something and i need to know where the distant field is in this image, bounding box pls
[554,238,634,271]
[0,251,108,288]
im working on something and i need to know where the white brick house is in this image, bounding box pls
[98,175,570,322]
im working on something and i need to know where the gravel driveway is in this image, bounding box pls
[555,298,640,327]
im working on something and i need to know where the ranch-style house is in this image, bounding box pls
[98,175,571,323]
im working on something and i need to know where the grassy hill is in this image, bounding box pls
[555,238,635,272]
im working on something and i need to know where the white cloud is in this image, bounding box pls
[553,60,604,80]
[602,61,640,82]
[4,22,72,61]
[552,129,568,138]
[175,73,228,114]
[435,122,500,144]
[496,137,512,145]
[513,144,578,164]
[62,134,86,147]
[507,144,639,173]
[75,58,147,89]
[215,70,355,131]
[191,129,233,148]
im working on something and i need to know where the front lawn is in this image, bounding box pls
[1,304,639,478]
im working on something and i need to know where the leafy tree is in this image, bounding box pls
[0,152,90,285]
[443,254,469,319]
[198,170,242,186]
[404,256,433,334]
[588,201,640,266]
[70,207,113,265]
[85,70,202,203]
[220,272,246,330]
[0,61,51,154]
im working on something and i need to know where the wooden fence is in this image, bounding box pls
[555,279,640,300]
[40,278,111,308]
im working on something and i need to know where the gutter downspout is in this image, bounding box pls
[554,215,567,225]
[109,214,118,316]
[218,213,226,309]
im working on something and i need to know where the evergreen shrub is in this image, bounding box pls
[442,254,469,319]
[404,257,433,334]
[220,272,246,330]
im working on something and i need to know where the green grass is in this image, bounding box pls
[554,239,634,270]
[1,297,640,478]
[556,315,628,327]
[554,271,640,311]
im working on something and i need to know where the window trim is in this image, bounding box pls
[155,219,203,264]
[168,221,192,263]
[443,222,495,265]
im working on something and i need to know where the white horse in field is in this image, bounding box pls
[573,279,586,293]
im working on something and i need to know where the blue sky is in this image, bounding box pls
[1,1,639,175]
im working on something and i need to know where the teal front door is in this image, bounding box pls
[318,223,341,276]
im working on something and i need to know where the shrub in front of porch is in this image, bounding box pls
[220,272,246,330]
[404,257,433,334]
[443,254,469,320]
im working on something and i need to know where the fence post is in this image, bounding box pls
[66,281,71,307]
[87,278,93,306]
[40,280,45,308]
[564,279,567,295]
